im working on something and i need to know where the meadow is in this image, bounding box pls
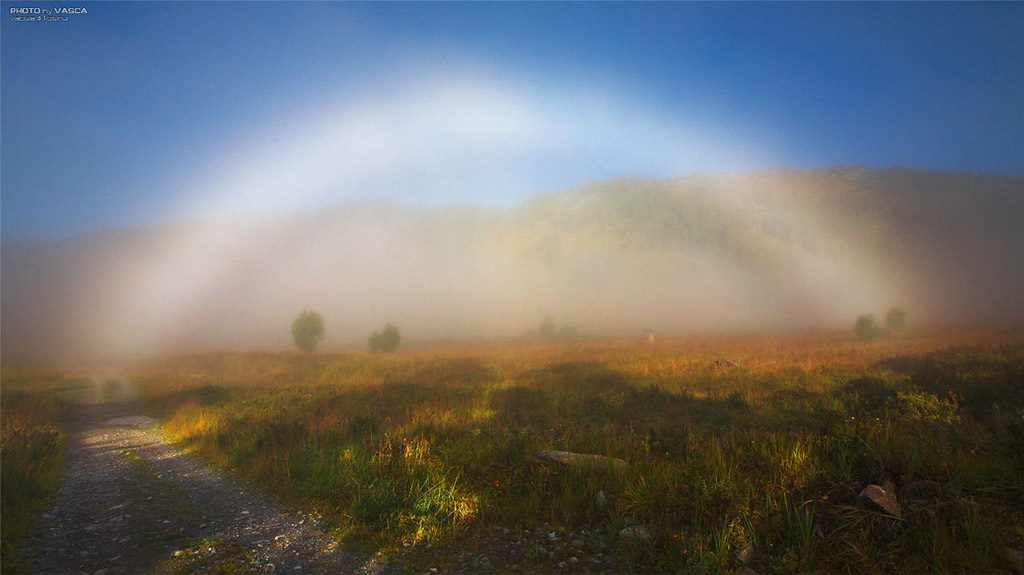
[0,369,87,572]
[130,328,1024,573]
[3,328,1024,573]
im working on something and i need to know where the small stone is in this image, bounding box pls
[557,561,567,569]
[569,556,579,565]
[1006,547,1024,575]
[619,525,652,543]
[595,490,606,508]
[858,484,902,517]
[502,527,510,535]
[570,538,585,549]
[535,450,629,471]
[736,542,757,565]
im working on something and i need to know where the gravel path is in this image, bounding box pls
[25,376,384,575]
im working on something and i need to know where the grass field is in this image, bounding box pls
[0,369,87,573]
[128,328,1024,573]
[4,328,1023,573]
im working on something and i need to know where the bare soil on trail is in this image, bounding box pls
[24,376,384,575]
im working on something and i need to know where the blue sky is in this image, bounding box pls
[3,1,1022,242]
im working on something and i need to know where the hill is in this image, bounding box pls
[2,167,1022,362]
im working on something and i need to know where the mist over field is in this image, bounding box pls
[2,167,1022,363]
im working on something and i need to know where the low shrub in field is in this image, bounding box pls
[140,331,1024,572]
[0,372,85,572]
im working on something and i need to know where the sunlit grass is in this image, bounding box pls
[0,369,86,572]
[132,328,1024,572]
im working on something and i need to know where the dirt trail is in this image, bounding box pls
[26,376,384,575]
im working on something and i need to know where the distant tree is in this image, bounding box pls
[538,314,556,339]
[369,323,401,353]
[292,310,325,352]
[885,307,907,332]
[855,314,879,342]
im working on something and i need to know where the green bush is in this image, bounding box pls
[291,310,325,352]
[854,314,880,341]
[369,323,401,353]
[885,307,908,332]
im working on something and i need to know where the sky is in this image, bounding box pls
[3,1,1023,243]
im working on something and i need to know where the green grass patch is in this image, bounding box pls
[0,370,87,573]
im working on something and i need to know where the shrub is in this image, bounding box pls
[885,307,908,332]
[291,310,325,352]
[855,314,880,341]
[369,323,401,353]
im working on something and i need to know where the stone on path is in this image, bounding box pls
[103,415,158,429]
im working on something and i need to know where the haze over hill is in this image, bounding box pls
[2,167,1022,363]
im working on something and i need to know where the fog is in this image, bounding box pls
[3,168,1022,364]
[4,74,1023,364]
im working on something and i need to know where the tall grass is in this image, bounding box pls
[134,328,1024,572]
[0,369,86,572]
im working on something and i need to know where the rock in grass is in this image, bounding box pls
[619,525,651,543]
[1006,547,1024,575]
[735,542,757,565]
[533,451,629,471]
[858,484,902,518]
